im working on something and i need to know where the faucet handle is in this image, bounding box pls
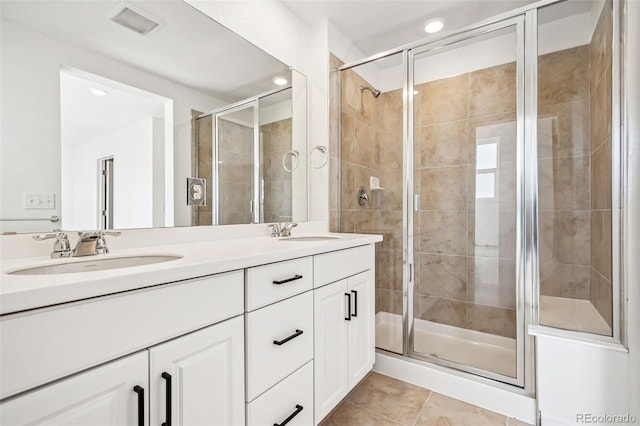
[280,222,298,237]
[270,223,282,237]
[95,231,121,255]
[33,232,72,258]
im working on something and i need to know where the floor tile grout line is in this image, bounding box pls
[411,390,434,426]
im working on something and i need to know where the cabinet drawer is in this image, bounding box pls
[246,291,313,401]
[246,256,313,311]
[246,361,313,426]
[0,271,243,400]
[314,245,374,288]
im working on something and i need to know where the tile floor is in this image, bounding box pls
[319,372,532,426]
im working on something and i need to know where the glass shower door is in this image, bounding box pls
[409,20,523,384]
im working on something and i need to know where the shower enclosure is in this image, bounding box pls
[333,0,620,390]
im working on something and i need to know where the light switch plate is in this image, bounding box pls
[23,193,55,209]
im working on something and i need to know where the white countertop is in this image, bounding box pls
[0,232,381,315]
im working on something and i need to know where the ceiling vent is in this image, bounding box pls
[111,6,160,35]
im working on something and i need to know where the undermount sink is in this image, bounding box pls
[8,255,182,276]
[278,236,341,242]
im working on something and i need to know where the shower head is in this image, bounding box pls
[360,85,381,99]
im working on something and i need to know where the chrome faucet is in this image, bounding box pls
[73,231,121,256]
[270,222,298,237]
[33,232,72,258]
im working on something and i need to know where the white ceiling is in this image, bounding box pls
[60,70,168,146]
[282,0,540,56]
[1,0,291,101]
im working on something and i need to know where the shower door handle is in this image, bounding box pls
[413,194,420,211]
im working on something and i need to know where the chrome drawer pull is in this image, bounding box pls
[272,274,303,285]
[273,329,303,346]
[273,404,303,426]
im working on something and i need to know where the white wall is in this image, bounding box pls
[186,1,330,223]
[62,118,158,230]
[0,19,226,232]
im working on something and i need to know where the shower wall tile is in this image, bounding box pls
[591,210,612,281]
[379,130,403,171]
[538,212,555,263]
[380,170,403,211]
[418,296,467,329]
[553,211,590,265]
[538,45,589,107]
[590,73,607,152]
[420,166,467,210]
[540,261,591,299]
[590,0,612,90]
[419,254,468,301]
[419,74,468,125]
[341,112,357,163]
[418,210,467,255]
[538,101,590,158]
[356,119,379,169]
[329,105,339,157]
[468,62,517,117]
[354,210,380,234]
[330,157,339,211]
[340,210,355,233]
[591,140,612,211]
[378,89,403,131]
[467,258,516,309]
[380,210,403,250]
[467,304,516,339]
[418,120,468,167]
[538,156,590,211]
[378,249,403,291]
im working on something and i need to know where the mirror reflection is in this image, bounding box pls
[0,0,307,233]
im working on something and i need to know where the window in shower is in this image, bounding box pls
[537,0,615,336]
[410,22,521,381]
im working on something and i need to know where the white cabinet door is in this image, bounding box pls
[347,270,375,388]
[149,316,245,426]
[0,351,148,426]
[314,279,349,423]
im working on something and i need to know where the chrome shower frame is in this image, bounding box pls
[336,0,626,397]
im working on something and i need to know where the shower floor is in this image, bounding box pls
[375,312,517,378]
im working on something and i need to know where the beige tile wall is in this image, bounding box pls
[332,4,615,336]
[217,119,253,225]
[414,62,518,339]
[261,118,293,223]
[589,0,613,330]
[194,113,213,225]
[538,45,592,301]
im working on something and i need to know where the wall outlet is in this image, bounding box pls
[23,193,55,210]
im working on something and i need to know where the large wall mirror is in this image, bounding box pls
[0,0,308,233]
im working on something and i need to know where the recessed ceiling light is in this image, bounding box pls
[272,76,288,86]
[424,19,444,34]
[90,88,108,96]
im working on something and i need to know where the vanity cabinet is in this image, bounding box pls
[0,238,379,426]
[0,317,245,426]
[245,257,314,426]
[149,316,245,426]
[313,247,375,424]
[0,351,149,426]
